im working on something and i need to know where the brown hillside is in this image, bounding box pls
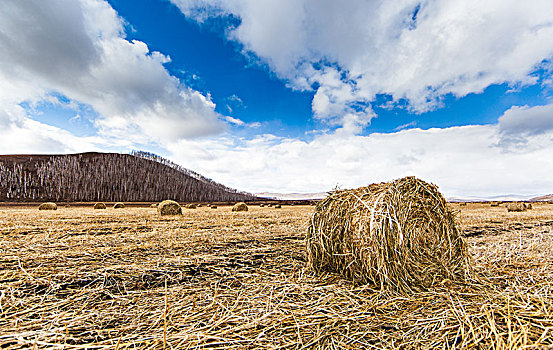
[0,152,257,202]
[530,194,553,202]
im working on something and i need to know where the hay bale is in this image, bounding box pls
[306,176,472,292]
[525,203,533,210]
[459,202,467,206]
[232,202,248,212]
[113,202,125,209]
[157,200,182,216]
[259,203,265,207]
[185,204,197,209]
[210,205,218,209]
[93,202,106,210]
[38,202,57,210]
[150,203,158,208]
[274,204,282,208]
[507,202,526,212]
[490,202,500,207]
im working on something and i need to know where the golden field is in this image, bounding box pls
[1,203,552,349]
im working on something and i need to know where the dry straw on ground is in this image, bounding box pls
[306,176,472,292]
[38,202,57,210]
[157,200,182,215]
[93,202,106,210]
[507,202,526,212]
[1,203,553,348]
[113,202,125,209]
[232,202,248,212]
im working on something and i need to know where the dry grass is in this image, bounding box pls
[158,200,182,216]
[94,202,107,210]
[306,177,471,292]
[0,203,552,348]
[38,202,57,211]
[232,203,248,212]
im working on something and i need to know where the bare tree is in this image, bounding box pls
[0,152,257,202]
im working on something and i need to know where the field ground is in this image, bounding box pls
[1,203,553,348]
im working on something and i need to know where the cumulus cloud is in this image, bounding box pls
[166,124,553,198]
[499,103,553,136]
[0,0,224,144]
[172,0,553,129]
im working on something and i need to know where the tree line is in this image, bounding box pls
[0,152,257,202]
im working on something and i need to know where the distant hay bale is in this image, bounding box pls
[185,204,197,209]
[150,203,158,208]
[38,202,57,211]
[274,204,282,208]
[113,202,125,209]
[459,202,467,206]
[306,176,472,292]
[93,202,106,210]
[210,205,218,209]
[490,202,500,207]
[525,203,533,210]
[267,204,273,207]
[507,202,526,212]
[197,204,202,207]
[232,202,248,212]
[260,204,265,207]
[157,200,182,216]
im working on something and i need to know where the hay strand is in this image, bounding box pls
[38,202,57,210]
[157,200,182,216]
[232,202,248,212]
[306,176,472,292]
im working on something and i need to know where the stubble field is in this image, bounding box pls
[1,203,553,349]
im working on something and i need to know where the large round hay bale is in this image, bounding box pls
[232,202,248,212]
[306,176,472,292]
[157,200,182,215]
[38,202,57,210]
[94,202,106,210]
[113,202,125,209]
[184,204,197,209]
[507,202,526,212]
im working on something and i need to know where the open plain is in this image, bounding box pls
[1,203,553,349]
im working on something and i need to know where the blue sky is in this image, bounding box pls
[1,0,553,196]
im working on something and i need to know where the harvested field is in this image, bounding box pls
[1,203,553,348]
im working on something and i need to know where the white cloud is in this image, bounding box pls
[499,103,553,137]
[166,123,553,198]
[0,105,103,154]
[0,0,225,144]
[172,0,553,129]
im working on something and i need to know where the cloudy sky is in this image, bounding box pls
[1,0,553,197]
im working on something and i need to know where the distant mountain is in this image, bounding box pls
[530,194,553,202]
[0,151,257,202]
[256,192,328,200]
[447,194,537,202]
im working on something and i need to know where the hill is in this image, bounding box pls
[530,194,553,202]
[0,151,257,202]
